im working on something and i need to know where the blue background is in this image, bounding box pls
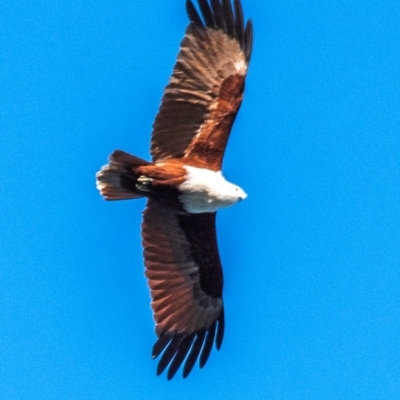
[1,1,399,398]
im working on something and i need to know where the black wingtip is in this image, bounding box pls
[182,330,206,378]
[187,0,253,61]
[199,321,216,368]
[222,0,235,37]
[152,335,172,359]
[166,335,195,380]
[244,19,253,62]
[153,313,225,379]
[197,0,216,28]
[233,0,244,45]
[210,0,225,30]
[156,335,185,376]
[215,309,225,349]
[186,0,204,27]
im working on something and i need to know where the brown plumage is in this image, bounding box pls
[96,0,252,379]
[151,0,252,170]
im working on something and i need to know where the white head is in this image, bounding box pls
[218,180,247,204]
[179,166,247,213]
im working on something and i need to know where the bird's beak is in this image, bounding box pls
[239,191,248,201]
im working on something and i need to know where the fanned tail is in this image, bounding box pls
[96,150,151,200]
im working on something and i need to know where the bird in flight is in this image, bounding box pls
[96,0,252,379]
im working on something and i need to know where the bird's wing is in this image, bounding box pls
[150,0,253,170]
[142,198,224,379]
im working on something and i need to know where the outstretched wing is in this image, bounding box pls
[142,198,224,379]
[150,0,253,170]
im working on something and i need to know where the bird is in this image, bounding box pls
[96,0,252,379]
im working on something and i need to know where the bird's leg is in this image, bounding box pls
[136,175,153,192]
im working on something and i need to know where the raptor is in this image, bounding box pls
[96,0,252,379]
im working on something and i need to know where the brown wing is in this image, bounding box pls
[150,0,253,170]
[142,198,224,379]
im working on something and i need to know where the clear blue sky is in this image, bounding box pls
[1,0,399,399]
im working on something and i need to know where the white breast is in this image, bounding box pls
[178,166,247,214]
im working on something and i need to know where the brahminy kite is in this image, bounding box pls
[96,0,252,379]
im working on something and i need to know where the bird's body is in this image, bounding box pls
[97,154,246,213]
[96,0,252,379]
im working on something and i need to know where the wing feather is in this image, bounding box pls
[167,335,196,380]
[199,320,216,368]
[244,19,253,61]
[210,0,226,30]
[156,335,185,376]
[183,330,206,377]
[234,0,244,47]
[142,198,224,378]
[215,308,225,349]
[197,0,216,28]
[222,0,235,38]
[150,278,188,291]
[152,291,192,314]
[186,0,204,27]
[152,335,172,359]
[150,0,253,169]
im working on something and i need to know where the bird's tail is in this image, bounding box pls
[96,150,151,200]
